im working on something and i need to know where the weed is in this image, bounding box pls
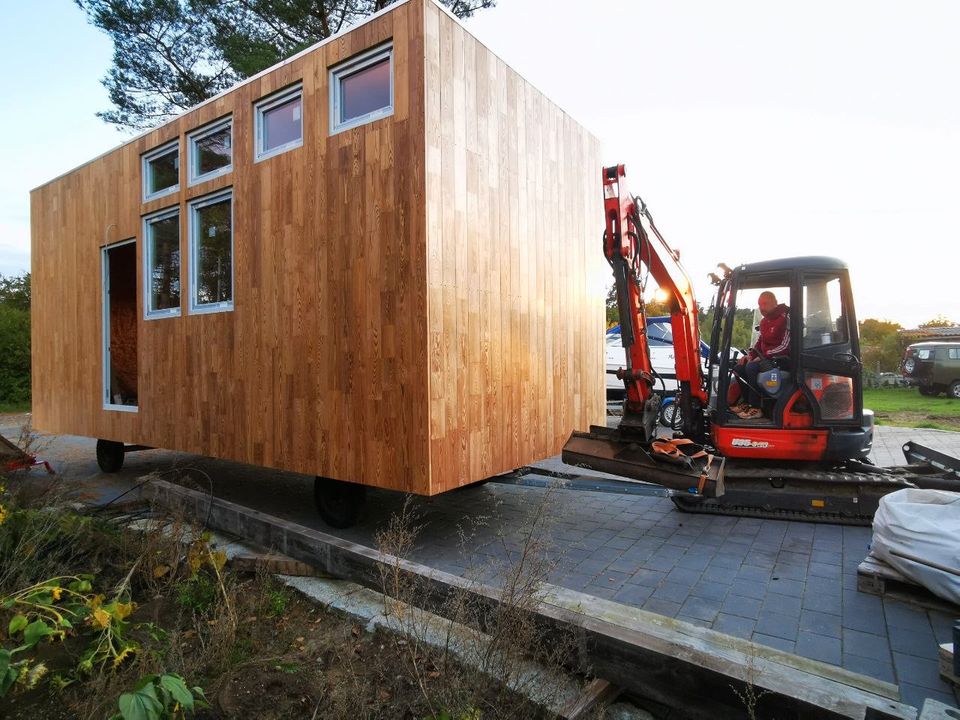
[174,574,218,616]
[264,587,290,618]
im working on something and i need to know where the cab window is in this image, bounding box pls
[803,274,847,348]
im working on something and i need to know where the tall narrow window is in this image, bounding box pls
[255,84,303,162]
[143,208,181,318]
[188,117,232,185]
[189,189,233,314]
[142,140,180,201]
[330,43,393,134]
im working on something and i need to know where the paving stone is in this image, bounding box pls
[800,609,841,637]
[613,584,654,606]
[643,555,681,572]
[604,535,638,551]
[651,582,693,604]
[802,591,843,615]
[664,567,702,587]
[585,585,620,600]
[675,552,713,572]
[842,607,888,637]
[701,565,738,584]
[892,652,952,692]
[887,624,939,659]
[843,628,891,662]
[777,550,810,566]
[898,682,959,712]
[796,631,842,665]
[755,609,800,641]
[736,565,772,583]
[626,568,667,588]
[771,563,808,581]
[710,554,744,570]
[676,614,713,629]
[679,596,722,623]
[752,633,795,654]
[808,562,842,580]
[811,550,843,566]
[763,592,802,616]
[713,613,756,639]
[730,579,768,600]
[841,654,896,684]
[642,598,681,618]
[883,600,933,633]
[721,594,763,621]
[766,577,804,597]
[690,581,729,602]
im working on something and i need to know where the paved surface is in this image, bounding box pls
[3,415,959,710]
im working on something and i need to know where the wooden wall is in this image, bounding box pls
[32,0,431,493]
[423,2,606,493]
[31,0,605,496]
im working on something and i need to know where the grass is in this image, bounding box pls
[0,401,30,415]
[863,387,960,431]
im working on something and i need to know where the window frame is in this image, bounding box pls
[142,206,182,320]
[141,139,180,202]
[188,188,235,315]
[329,42,394,135]
[187,116,233,186]
[254,83,304,162]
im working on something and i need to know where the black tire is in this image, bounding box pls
[658,402,683,430]
[313,477,365,529]
[950,381,960,400]
[96,439,125,473]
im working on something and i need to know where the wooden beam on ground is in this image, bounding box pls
[144,479,918,720]
[560,678,621,719]
[229,552,326,577]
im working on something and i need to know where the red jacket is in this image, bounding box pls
[750,304,790,360]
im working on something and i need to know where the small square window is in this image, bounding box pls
[189,189,234,314]
[142,140,180,201]
[188,118,232,185]
[255,84,303,162]
[143,207,181,318]
[330,43,393,134]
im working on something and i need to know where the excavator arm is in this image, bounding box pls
[603,165,708,440]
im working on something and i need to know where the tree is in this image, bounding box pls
[77,0,495,131]
[918,314,956,328]
[858,318,904,374]
[0,273,31,405]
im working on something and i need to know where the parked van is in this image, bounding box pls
[900,341,960,398]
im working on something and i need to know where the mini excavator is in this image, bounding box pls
[562,165,960,524]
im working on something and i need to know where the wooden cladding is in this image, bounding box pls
[30,0,605,496]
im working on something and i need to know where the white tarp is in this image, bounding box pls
[872,488,960,605]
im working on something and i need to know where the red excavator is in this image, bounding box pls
[562,165,960,524]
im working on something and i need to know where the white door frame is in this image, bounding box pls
[102,238,139,412]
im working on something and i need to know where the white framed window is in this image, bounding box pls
[143,207,181,319]
[142,140,180,202]
[187,117,233,185]
[188,189,234,314]
[254,84,303,162]
[329,43,393,135]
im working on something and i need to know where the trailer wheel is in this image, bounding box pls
[96,439,125,473]
[659,402,683,430]
[950,381,960,399]
[314,477,365,529]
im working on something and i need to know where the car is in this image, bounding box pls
[605,317,712,399]
[900,341,960,398]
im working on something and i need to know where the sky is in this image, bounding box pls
[1,0,957,328]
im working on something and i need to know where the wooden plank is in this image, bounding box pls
[559,678,621,720]
[146,479,917,720]
[857,553,959,613]
[230,552,325,577]
[938,642,959,688]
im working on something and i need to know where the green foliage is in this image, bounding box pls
[859,318,906,373]
[918,314,956,328]
[110,673,207,720]
[76,0,495,131]
[699,306,755,353]
[0,272,31,405]
[174,573,218,615]
[264,586,290,618]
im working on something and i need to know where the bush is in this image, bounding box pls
[0,305,30,405]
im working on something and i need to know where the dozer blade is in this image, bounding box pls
[562,426,725,497]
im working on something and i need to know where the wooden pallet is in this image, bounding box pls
[938,642,960,688]
[857,552,958,613]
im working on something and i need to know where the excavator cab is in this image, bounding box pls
[706,257,873,462]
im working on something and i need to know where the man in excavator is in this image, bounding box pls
[731,291,790,419]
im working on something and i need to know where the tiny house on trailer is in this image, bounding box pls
[30,0,606,526]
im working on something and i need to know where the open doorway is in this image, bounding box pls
[102,240,138,410]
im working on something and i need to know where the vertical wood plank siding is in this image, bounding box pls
[30,0,604,496]
[423,2,605,492]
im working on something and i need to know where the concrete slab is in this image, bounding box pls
[3,415,959,710]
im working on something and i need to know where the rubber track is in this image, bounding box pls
[670,496,872,526]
